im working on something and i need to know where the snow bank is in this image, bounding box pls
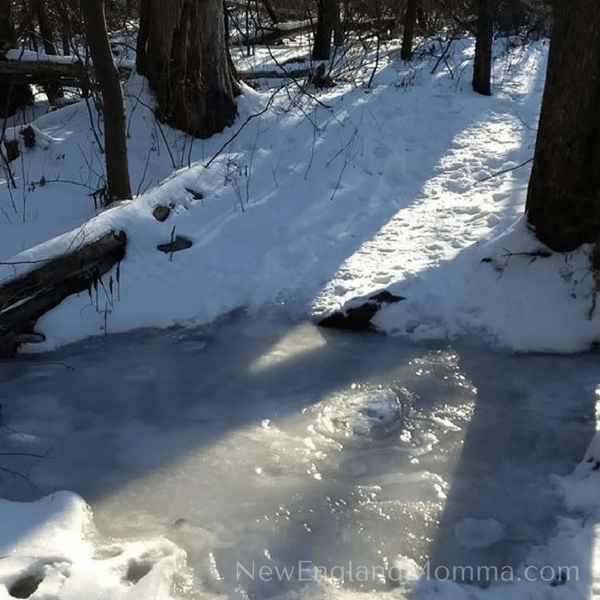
[0,491,193,599]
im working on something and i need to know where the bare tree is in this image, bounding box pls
[36,0,62,105]
[137,0,239,138]
[472,0,493,95]
[81,0,133,204]
[525,0,600,251]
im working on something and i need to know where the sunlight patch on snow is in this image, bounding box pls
[312,104,528,317]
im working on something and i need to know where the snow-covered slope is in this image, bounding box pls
[2,37,596,354]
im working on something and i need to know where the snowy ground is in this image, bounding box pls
[2,33,600,600]
[3,36,598,354]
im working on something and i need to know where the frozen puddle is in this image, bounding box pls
[0,311,598,599]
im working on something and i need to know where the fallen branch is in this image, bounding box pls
[239,66,314,80]
[0,230,126,357]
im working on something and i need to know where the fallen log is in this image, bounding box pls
[241,16,398,46]
[0,59,90,87]
[245,23,313,45]
[0,59,131,89]
[0,230,126,357]
[239,66,314,81]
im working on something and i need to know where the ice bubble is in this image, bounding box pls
[314,386,402,444]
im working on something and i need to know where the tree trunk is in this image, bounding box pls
[400,0,418,61]
[36,0,62,105]
[472,0,493,96]
[0,0,34,116]
[525,0,600,252]
[80,0,133,204]
[137,0,239,139]
[312,0,340,61]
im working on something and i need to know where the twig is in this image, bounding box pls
[30,177,96,190]
[366,32,381,88]
[83,92,104,153]
[0,452,46,459]
[204,85,284,169]
[589,232,600,319]
[76,142,103,182]
[328,127,358,202]
[128,96,177,170]
[263,44,334,114]
[0,145,17,190]
[0,466,40,496]
[136,143,153,195]
[498,248,551,259]
[515,110,535,131]
[430,36,455,75]
[473,157,534,186]
[304,124,318,179]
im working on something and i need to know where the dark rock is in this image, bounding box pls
[9,572,43,598]
[318,289,405,332]
[368,290,405,303]
[319,302,379,331]
[123,560,152,585]
[152,205,171,222]
[185,187,204,200]
[157,235,193,254]
[20,125,35,149]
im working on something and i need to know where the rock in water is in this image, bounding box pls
[318,289,405,331]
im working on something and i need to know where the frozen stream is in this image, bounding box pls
[0,310,599,599]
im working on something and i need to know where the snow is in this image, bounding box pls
[3,37,581,355]
[0,491,192,599]
[5,49,84,64]
[2,32,600,600]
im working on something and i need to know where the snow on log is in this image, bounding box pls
[0,230,126,357]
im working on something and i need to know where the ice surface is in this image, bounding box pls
[0,313,598,600]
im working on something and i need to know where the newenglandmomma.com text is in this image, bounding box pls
[237,560,578,585]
